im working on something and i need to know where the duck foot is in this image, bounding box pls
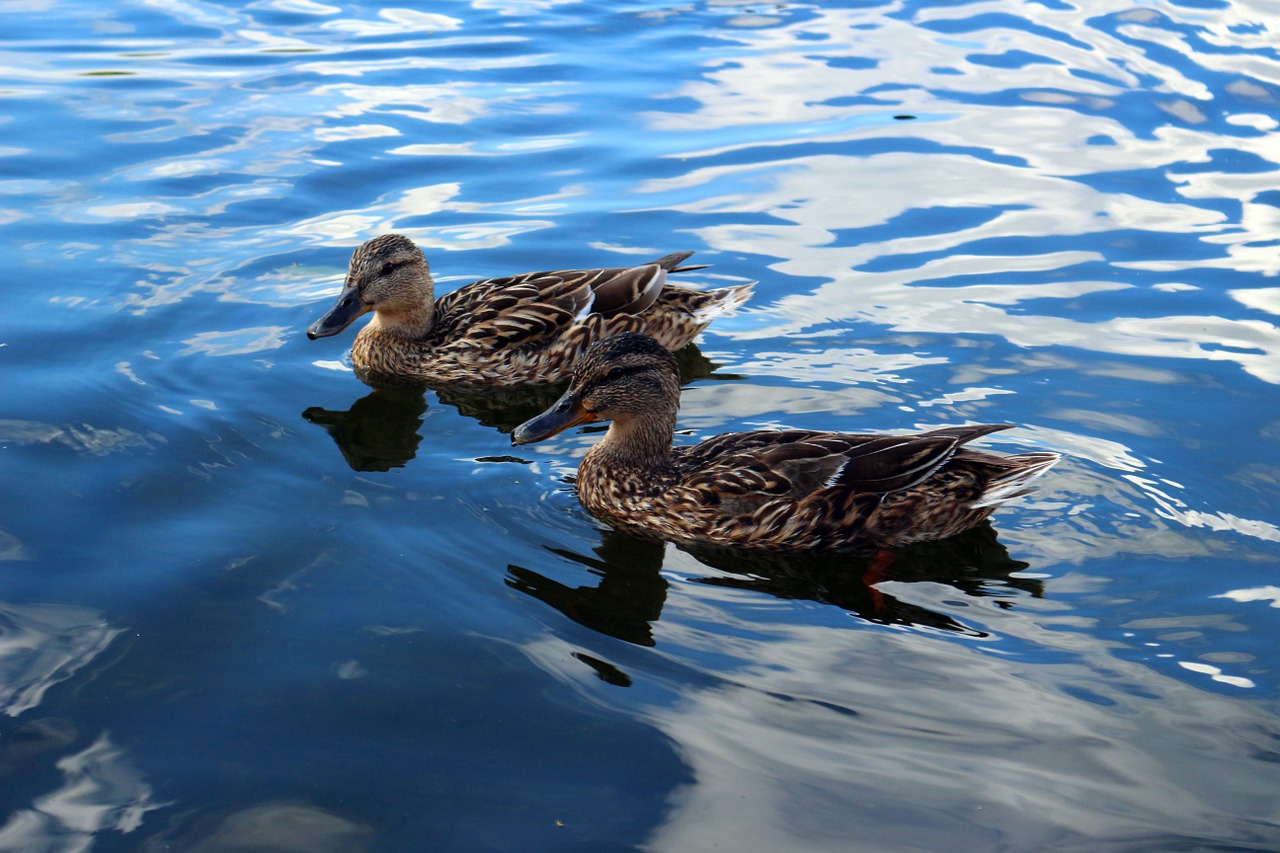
[860,549,896,614]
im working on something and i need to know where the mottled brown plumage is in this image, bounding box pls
[512,333,1061,550]
[306,234,753,385]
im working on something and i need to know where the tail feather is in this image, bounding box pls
[690,281,755,322]
[972,452,1060,509]
[651,251,701,272]
[920,423,1013,444]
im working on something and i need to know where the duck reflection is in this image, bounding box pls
[302,385,428,472]
[443,342,730,433]
[302,344,734,471]
[507,523,1041,649]
[507,533,669,647]
[688,522,1041,635]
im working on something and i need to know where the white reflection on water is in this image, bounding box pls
[155,802,376,852]
[633,2,1280,384]
[0,530,31,562]
[0,734,164,852]
[0,419,157,457]
[267,0,341,14]
[0,602,123,717]
[178,326,289,357]
[0,602,161,846]
[136,799,373,850]
[644,154,1218,260]
[277,181,560,251]
[1233,287,1280,316]
[1134,481,1280,544]
[5,0,578,319]
[649,3,1280,169]
[1216,586,1280,609]
[319,8,462,35]
[641,149,1280,384]
[314,81,561,124]
[513,561,1280,851]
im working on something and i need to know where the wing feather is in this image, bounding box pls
[431,254,703,353]
[673,428,997,529]
[828,435,959,493]
[587,264,667,316]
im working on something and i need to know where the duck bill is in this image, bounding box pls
[307,284,368,340]
[512,389,595,445]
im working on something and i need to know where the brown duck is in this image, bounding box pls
[307,234,753,385]
[512,332,1060,550]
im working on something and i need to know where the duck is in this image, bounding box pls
[306,234,754,385]
[511,332,1061,550]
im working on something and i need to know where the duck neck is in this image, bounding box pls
[592,407,678,479]
[370,296,435,341]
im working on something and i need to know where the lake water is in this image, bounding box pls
[3,0,1280,850]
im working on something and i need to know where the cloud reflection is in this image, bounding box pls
[633,1,1280,387]
[319,8,462,36]
[178,326,290,357]
[146,801,375,852]
[509,528,1280,851]
[0,601,123,717]
[0,419,155,457]
[634,618,1280,851]
[0,733,164,851]
[641,148,1280,384]
[0,602,155,850]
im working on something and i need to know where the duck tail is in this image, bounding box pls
[691,281,755,322]
[651,251,711,273]
[971,452,1060,508]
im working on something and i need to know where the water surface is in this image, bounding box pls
[3,0,1280,850]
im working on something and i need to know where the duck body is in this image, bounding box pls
[307,234,753,386]
[513,333,1060,551]
[572,425,1058,549]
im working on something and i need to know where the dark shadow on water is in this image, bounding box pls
[301,344,736,471]
[508,533,669,647]
[507,523,1042,653]
[687,523,1041,635]
[438,343,732,433]
[301,385,428,472]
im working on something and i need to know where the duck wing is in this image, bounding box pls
[580,251,711,316]
[678,424,1016,510]
[434,253,706,351]
[832,424,1016,493]
[433,275,592,351]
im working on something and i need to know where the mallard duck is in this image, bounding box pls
[512,332,1060,550]
[306,234,753,385]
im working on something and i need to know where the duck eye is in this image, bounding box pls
[607,366,626,380]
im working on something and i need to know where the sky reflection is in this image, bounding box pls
[3,0,1280,848]
[628,0,1280,390]
[0,734,163,852]
[0,602,122,717]
[513,538,1280,851]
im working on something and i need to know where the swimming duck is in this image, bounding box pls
[512,332,1060,550]
[307,234,753,385]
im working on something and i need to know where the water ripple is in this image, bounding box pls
[3,0,1280,849]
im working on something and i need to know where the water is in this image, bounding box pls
[2,0,1280,850]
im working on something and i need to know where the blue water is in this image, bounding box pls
[3,0,1280,850]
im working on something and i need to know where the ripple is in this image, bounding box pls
[0,601,123,717]
[0,733,164,849]
[3,0,1280,848]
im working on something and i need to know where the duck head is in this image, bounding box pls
[512,332,680,445]
[307,234,436,340]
